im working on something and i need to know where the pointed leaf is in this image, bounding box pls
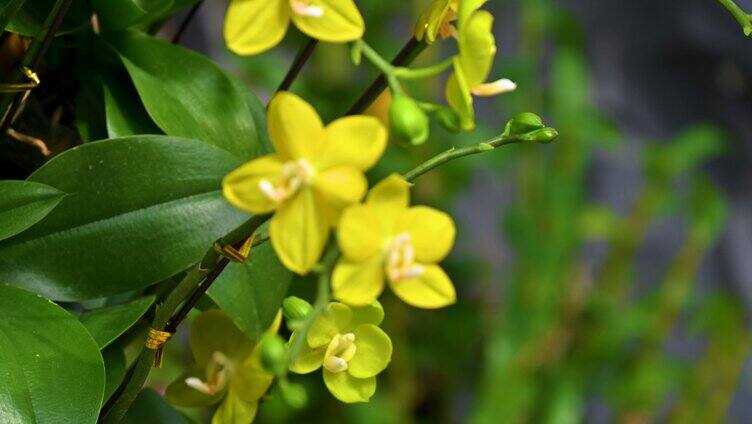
[79,296,155,349]
[0,180,65,242]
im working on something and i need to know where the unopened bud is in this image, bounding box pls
[503,112,544,136]
[279,380,308,409]
[522,127,558,144]
[436,107,461,133]
[389,94,429,145]
[283,296,312,322]
[259,334,287,376]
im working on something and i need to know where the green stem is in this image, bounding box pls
[403,133,530,182]
[356,39,402,93]
[717,0,752,36]
[285,246,337,368]
[393,56,454,80]
[100,214,270,422]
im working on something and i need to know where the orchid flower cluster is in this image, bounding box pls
[168,0,531,421]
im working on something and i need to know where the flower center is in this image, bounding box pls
[323,333,357,373]
[290,0,324,17]
[185,351,233,395]
[385,232,425,282]
[259,159,313,204]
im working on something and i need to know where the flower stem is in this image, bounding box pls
[285,246,337,367]
[171,0,203,44]
[0,0,73,133]
[403,133,531,183]
[393,56,454,80]
[356,39,403,94]
[346,37,426,115]
[717,0,752,36]
[276,38,319,92]
[100,214,270,422]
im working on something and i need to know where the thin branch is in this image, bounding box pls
[346,37,426,115]
[276,38,318,92]
[0,0,74,135]
[717,0,752,36]
[171,0,203,44]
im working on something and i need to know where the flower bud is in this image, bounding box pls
[503,112,544,136]
[522,127,558,144]
[436,107,461,133]
[279,380,308,409]
[389,94,429,145]
[283,296,312,322]
[259,334,287,376]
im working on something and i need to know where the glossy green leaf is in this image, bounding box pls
[79,296,155,349]
[108,31,260,160]
[0,286,104,423]
[102,345,126,403]
[230,75,272,154]
[76,76,108,143]
[0,136,249,301]
[124,388,189,424]
[208,242,292,342]
[0,180,65,242]
[102,74,162,138]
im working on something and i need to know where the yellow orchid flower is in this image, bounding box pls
[414,0,458,44]
[166,310,283,424]
[332,174,457,309]
[224,0,365,56]
[445,0,516,130]
[289,301,392,403]
[223,92,387,275]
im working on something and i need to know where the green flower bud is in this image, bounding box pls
[436,107,461,133]
[503,112,544,136]
[259,334,287,376]
[283,296,312,322]
[522,127,558,144]
[389,94,429,145]
[279,381,308,409]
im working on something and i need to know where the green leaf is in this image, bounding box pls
[79,295,155,349]
[102,345,127,403]
[6,0,90,35]
[230,75,272,154]
[0,0,26,33]
[0,180,65,242]
[76,76,109,143]
[0,285,104,423]
[108,31,260,160]
[0,136,249,301]
[102,74,162,138]
[92,0,174,32]
[208,242,292,342]
[124,388,189,424]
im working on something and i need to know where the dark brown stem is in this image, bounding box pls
[0,0,74,134]
[276,38,318,92]
[171,0,203,44]
[346,37,425,115]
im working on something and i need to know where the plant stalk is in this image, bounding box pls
[276,38,318,92]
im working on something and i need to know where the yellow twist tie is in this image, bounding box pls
[0,67,40,93]
[213,233,256,263]
[146,328,174,368]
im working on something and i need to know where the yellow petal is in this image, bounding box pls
[233,353,274,401]
[319,116,387,171]
[366,173,411,228]
[224,0,290,56]
[290,0,364,43]
[395,206,456,263]
[457,0,487,29]
[458,10,496,88]
[222,155,283,214]
[323,369,375,403]
[415,0,454,44]
[270,187,329,274]
[445,59,475,131]
[268,92,325,161]
[332,257,385,307]
[337,204,388,262]
[389,265,456,309]
[288,331,325,373]
[308,302,352,347]
[311,165,367,225]
[212,391,258,424]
